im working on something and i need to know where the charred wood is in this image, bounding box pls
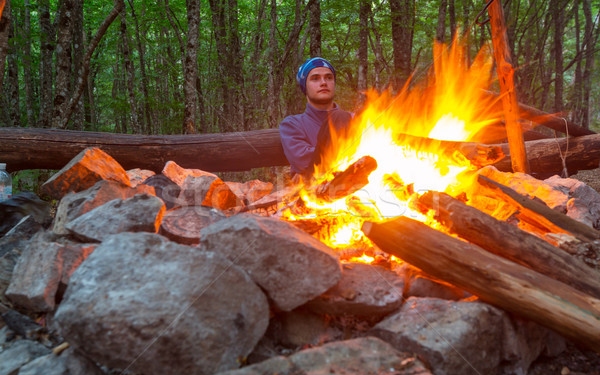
[412,191,600,298]
[362,216,600,353]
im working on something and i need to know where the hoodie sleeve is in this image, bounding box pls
[279,116,315,174]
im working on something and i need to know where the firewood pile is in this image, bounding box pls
[1,146,600,375]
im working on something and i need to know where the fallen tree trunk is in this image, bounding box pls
[412,191,600,298]
[2,127,600,176]
[0,127,289,172]
[362,216,600,353]
[493,133,600,177]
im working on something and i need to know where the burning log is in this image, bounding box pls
[487,0,530,173]
[477,174,600,243]
[411,191,600,299]
[361,216,600,353]
[312,155,378,203]
[394,133,505,168]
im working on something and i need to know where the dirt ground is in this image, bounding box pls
[527,168,600,375]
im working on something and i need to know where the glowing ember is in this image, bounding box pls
[282,37,506,250]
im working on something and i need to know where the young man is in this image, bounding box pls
[279,57,352,178]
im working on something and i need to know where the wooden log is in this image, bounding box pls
[488,0,530,173]
[412,191,600,298]
[394,133,505,168]
[493,133,600,178]
[3,127,600,177]
[312,155,378,203]
[362,216,600,353]
[477,174,600,243]
[0,127,288,172]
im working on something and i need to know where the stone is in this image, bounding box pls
[52,179,155,235]
[162,160,217,187]
[200,214,342,311]
[179,174,240,210]
[0,339,52,375]
[142,174,181,209]
[127,168,155,187]
[226,179,274,204]
[40,147,131,200]
[6,235,63,312]
[64,193,165,242]
[53,232,269,375]
[18,347,105,375]
[369,297,506,375]
[306,262,404,317]
[215,336,433,375]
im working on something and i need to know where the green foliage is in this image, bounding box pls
[0,0,599,133]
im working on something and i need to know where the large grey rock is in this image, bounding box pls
[52,179,155,235]
[18,347,105,375]
[0,339,51,375]
[5,233,96,312]
[40,147,131,200]
[53,232,269,375]
[64,193,165,242]
[216,336,433,375]
[545,175,600,229]
[305,263,404,317]
[5,235,63,312]
[200,214,342,311]
[369,297,506,375]
[0,216,43,307]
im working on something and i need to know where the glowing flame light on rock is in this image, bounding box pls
[285,37,505,249]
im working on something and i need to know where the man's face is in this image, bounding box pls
[305,67,335,108]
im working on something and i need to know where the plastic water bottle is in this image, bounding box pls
[0,163,12,202]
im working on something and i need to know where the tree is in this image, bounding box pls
[389,0,414,91]
[183,0,200,134]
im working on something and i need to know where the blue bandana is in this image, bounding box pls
[296,57,336,94]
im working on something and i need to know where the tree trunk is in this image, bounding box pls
[435,0,447,42]
[0,0,11,95]
[129,4,151,135]
[551,0,566,114]
[52,0,74,129]
[357,0,369,107]
[5,126,600,176]
[368,13,386,92]
[183,0,200,135]
[7,20,20,127]
[308,0,321,57]
[389,0,414,91]
[0,128,288,173]
[38,0,54,128]
[120,11,141,134]
[580,0,597,129]
[56,0,124,130]
[22,0,35,128]
[72,0,85,130]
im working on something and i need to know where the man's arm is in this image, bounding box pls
[279,118,315,174]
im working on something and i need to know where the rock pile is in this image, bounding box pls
[2,146,599,375]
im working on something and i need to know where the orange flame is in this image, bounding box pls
[284,37,506,250]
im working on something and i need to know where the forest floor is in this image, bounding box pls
[527,167,600,375]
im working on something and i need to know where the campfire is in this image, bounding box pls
[278,38,506,256]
